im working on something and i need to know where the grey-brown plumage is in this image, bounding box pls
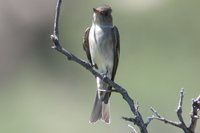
[83,4,120,124]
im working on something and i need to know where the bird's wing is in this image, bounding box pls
[111,26,120,81]
[83,27,92,64]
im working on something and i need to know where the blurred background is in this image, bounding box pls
[0,0,199,132]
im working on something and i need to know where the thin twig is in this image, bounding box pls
[189,95,200,133]
[53,0,62,37]
[176,88,188,132]
[122,116,137,124]
[50,0,148,133]
[149,107,182,128]
[147,90,200,133]
[128,124,138,133]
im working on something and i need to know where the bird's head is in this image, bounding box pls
[92,4,113,26]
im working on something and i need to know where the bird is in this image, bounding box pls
[83,4,120,124]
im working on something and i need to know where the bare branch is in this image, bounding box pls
[147,90,200,133]
[50,0,148,133]
[149,107,182,128]
[51,0,63,50]
[189,95,200,133]
[176,88,188,132]
[148,90,188,131]
[145,116,153,126]
[122,116,137,124]
[53,0,62,38]
[128,124,138,133]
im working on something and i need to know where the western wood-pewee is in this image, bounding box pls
[83,4,120,124]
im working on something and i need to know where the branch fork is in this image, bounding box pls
[148,89,200,133]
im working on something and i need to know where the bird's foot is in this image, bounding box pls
[91,63,98,69]
[102,73,108,80]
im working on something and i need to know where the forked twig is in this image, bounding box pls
[147,89,200,133]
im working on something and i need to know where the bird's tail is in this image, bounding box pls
[89,91,110,124]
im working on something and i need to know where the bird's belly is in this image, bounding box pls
[89,31,114,74]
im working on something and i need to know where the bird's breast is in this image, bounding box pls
[89,25,114,72]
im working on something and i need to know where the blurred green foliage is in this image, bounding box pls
[0,0,199,133]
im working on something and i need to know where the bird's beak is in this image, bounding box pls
[93,8,99,13]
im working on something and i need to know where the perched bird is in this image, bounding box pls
[83,4,120,124]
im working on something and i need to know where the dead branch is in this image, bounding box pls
[148,89,200,133]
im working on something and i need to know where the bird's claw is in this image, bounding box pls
[102,73,108,80]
